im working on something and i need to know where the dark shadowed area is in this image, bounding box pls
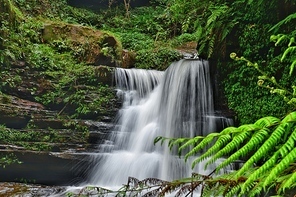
[67,0,150,11]
[0,151,90,186]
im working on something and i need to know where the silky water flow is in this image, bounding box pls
[85,59,233,191]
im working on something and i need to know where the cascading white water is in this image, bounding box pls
[87,59,233,189]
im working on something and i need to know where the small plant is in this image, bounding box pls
[230,52,296,108]
[0,153,22,168]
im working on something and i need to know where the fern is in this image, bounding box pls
[154,96,296,196]
[168,137,190,151]
[213,117,280,171]
[281,46,296,62]
[177,136,204,154]
[224,184,242,197]
[204,128,252,168]
[216,127,270,172]
[206,5,229,28]
[235,112,296,178]
[184,132,221,162]
[190,134,231,167]
[289,60,296,76]
[155,112,296,196]
[239,113,296,192]
[270,33,296,76]
[248,183,264,197]
[194,3,238,58]
[263,147,296,188]
[280,170,296,192]
[183,127,242,162]
[272,34,289,46]
[254,116,281,127]
[269,12,296,33]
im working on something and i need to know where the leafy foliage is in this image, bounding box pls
[151,33,296,196]
[0,123,88,151]
[0,0,118,118]
[153,112,296,197]
[0,153,22,168]
[223,11,296,124]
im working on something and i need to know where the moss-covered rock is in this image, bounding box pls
[42,22,122,66]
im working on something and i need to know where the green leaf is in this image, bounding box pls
[184,132,220,162]
[216,128,269,172]
[191,134,231,168]
[263,147,296,188]
[280,171,296,191]
[289,60,296,76]
[281,46,296,62]
[236,120,292,178]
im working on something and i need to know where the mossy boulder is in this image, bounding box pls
[42,22,122,66]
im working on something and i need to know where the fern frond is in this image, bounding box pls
[241,130,295,193]
[254,116,280,127]
[203,124,258,168]
[191,134,231,168]
[178,136,205,154]
[168,137,190,151]
[288,37,295,47]
[263,147,296,188]
[269,12,296,32]
[280,170,296,191]
[154,136,169,146]
[225,183,241,197]
[241,125,296,193]
[216,128,270,172]
[278,128,296,157]
[239,181,257,196]
[282,111,296,122]
[236,114,295,179]
[206,5,228,28]
[289,60,296,76]
[248,183,264,197]
[281,46,296,62]
[207,35,216,58]
[184,132,221,162]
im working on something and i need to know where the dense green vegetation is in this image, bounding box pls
[1,0,295,124]
[0,0,119,155]
[154,42,296,196]
[66,0,296,124]
[91,0,295,196]
[0,0,296,195]
[0,0,118,119]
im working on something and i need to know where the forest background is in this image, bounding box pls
[0,0,296,196]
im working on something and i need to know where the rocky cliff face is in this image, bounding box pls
[0,0,136,186]
[0,0,134,153]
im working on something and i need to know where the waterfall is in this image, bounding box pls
[86,59,233,189]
